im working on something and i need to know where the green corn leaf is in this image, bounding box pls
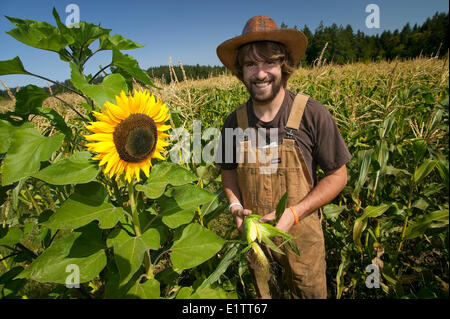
[275,191,288,223]
[413,159,438,185]
[353,204,390,250]
[404,209,449,240]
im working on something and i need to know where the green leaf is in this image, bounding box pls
[353,204,390,250]
[70,62,128,109]
[158,185,217,228]
[0,226,24,245]
[35,107,72,138]
[99,34,144,50]
[197,244,240,290]
[176,286,194,299]
[1,127,64,186]
[0,120,33,153]
[323,204,345,219]
[107,228,160,285]
[404,209,449,240]
[414,159,438,185]
[14,85,50,115]
[353,149,373,198]
[112,48,156,87]
[136,162,197,199]
[170,223,225,271]
[0,56,29,75]
[43,182,123,230]
[32,151,99,185]
[15,223,106,284]
[6,16,73,52]
[126,278,160,299]
[275,191,288,222]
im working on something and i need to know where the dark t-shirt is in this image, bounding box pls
[214,90,352,185]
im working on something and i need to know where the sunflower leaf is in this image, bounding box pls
[112,48,158,88]
[32,151,99,185]
[1,127,64,186]
[0,56,30,76]
[136,162,197,199]
[42,182,123,230]
[70,62,128,109]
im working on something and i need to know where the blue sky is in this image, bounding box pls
[0,0,448,88]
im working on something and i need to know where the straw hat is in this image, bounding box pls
[216,15,308,71]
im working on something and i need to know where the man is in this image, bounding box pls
[214,16,352,299]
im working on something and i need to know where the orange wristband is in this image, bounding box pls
[289,206,299,225]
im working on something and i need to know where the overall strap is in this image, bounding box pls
[236,102,248,131]
[285,93,309,138]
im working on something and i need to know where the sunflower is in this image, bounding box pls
[85,89,171,182]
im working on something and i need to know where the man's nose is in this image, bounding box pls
[255,66,268,80]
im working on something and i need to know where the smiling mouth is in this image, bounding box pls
[253,81,272,89]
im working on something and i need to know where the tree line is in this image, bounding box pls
[0,11,447,98]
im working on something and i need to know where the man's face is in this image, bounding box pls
[242,56,283,104]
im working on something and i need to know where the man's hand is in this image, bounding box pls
[258,208,295,232]
[230,206,252,232]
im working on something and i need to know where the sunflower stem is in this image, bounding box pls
[127,181,141,237]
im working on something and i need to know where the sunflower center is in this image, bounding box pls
[113,113,158,163]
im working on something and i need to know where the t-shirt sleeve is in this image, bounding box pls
[309,100,352,172]
[214,111,239,170]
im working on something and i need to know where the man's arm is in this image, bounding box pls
[259,164,348,232]
[221,168,252,231]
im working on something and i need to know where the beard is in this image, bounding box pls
[244,74,283,104]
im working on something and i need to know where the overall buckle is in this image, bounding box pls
[285,127,296,140]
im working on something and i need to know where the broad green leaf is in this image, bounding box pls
[192,284,238,299]
[70,62,128,109]
[0,56,29,75]
[158,185,217,228]
[51,8,110,49]
[0,120,33,153]
[43,182,123,230]
[136,162,197,199]
[1,128,64,186]
[14,84,50,115]
[172,184,217,209]
[414,159,438,185]
[404,209,449,240]
[353,204,390,250]
[0,226,24,245]
[15,224,106,284]
[323,204,345,219]
[126,278,160,299]
[32,151,99,185]
[107,228,160,285]
[6,16,73,52]
[170,223,225,271]
[176,286,194,299]
[112,48,155,87]
[99,34,144,50]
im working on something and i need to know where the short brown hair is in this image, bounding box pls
[233,41,295,87]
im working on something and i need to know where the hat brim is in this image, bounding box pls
[216,29,307,71]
